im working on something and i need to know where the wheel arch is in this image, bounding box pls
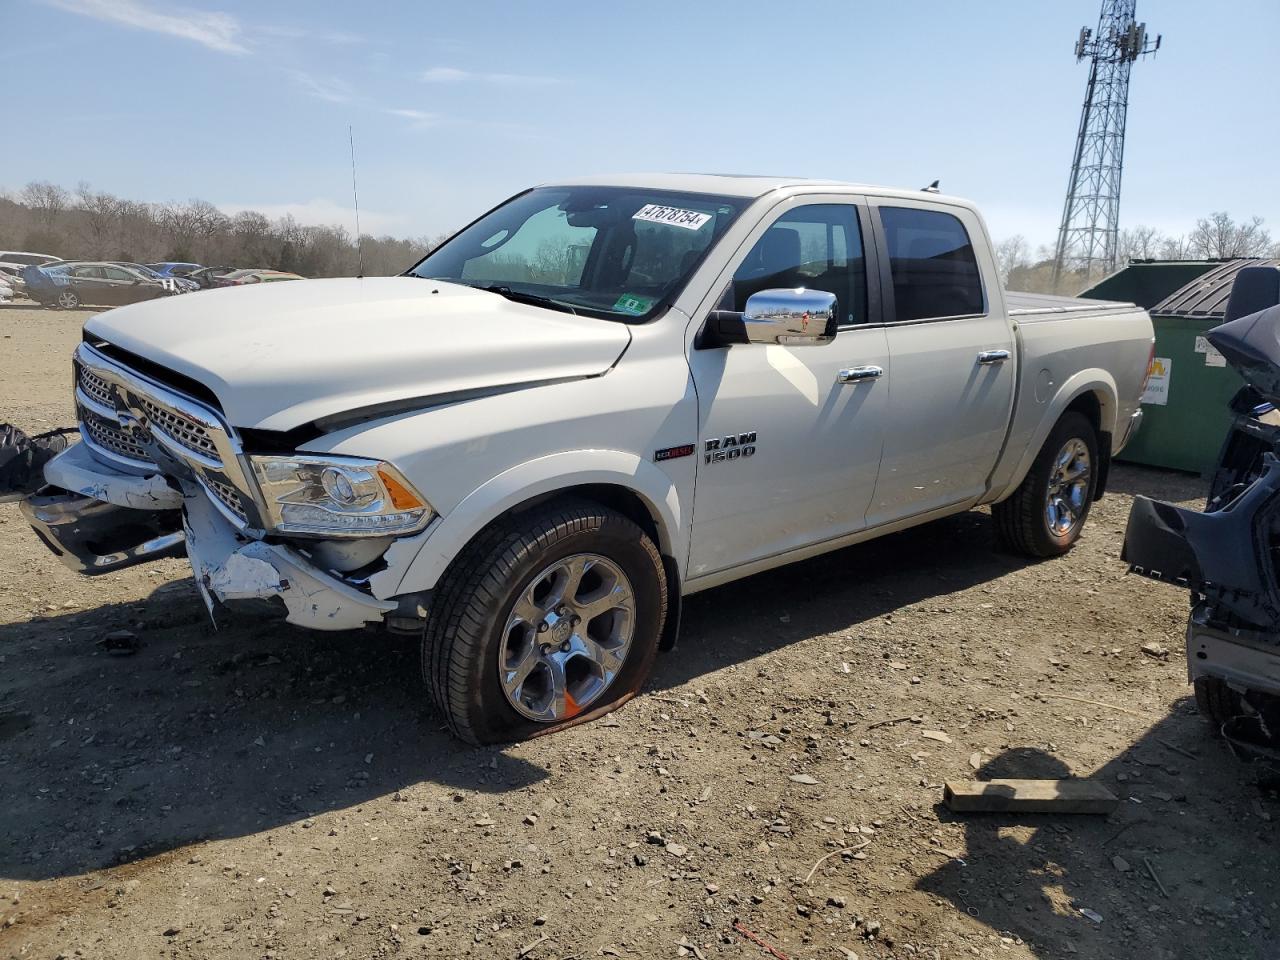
[378,450,687,605]
[997,372,1118,504]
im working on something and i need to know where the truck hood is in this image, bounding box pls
[83,277,632,431]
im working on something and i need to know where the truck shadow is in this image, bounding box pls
[655,508,1032,691]
[1105,462,1207,503]
[0,509,1029,882]
[915,714,1278,960]
[0,581,546,882]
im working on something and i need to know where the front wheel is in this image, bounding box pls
[55,290,80,309]
[423,499,667,744]
[993,411,1098,558]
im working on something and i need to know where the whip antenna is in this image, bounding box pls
[349,124,364,278]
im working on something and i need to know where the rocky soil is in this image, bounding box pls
[1,303,1277,960]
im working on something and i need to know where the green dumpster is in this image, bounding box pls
[1117,314,1243,474]
[1105,258,1280,474]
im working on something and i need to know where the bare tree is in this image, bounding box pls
[1189,212,1273,259]
[1158,234,1195,260]
[994,235,1030,286]
[20,181,70,228]
[75,182,122,259]
[1117,225,1164,263]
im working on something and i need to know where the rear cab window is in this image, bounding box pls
[878,206,984,322]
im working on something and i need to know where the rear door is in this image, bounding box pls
[866,200,1015,526]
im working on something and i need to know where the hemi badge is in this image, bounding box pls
[654,444,696,462]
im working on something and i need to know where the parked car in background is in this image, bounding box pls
[0,252,61,287]
[0,265,28,299]
[24,261,181,309]
[114,262,198,293]
[146,262,201,278]
[0,251,61,270]
[186,265,237,289]
[213,269,305,287]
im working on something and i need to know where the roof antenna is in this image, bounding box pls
[348,124,365,278]
[922,179,941,193]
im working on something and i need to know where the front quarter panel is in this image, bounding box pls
[299,317,697,599]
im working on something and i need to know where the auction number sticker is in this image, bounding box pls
[632,204,712,231]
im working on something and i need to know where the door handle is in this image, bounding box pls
[977,349,1011,365]
[837,365,883,384]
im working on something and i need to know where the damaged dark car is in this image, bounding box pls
[1124,265,1280,740]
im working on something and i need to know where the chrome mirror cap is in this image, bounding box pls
[742,288,838,345]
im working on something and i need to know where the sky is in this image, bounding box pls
[5,0,1279,250]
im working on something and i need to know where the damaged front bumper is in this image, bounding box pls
[22,443,397,631]
[183,491,396,631]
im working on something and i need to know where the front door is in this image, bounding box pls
[100,265,142,305]
[69,265,110,305]
[866,201,1016,526]
[686,199,890,580]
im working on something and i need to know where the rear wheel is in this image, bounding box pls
[55,290,80,309]
[423,499,667,744]
[994,411,1098,557]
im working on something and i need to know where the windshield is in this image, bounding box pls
[408,186,746,321]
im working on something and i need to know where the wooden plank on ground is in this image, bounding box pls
[943,779,1118,815]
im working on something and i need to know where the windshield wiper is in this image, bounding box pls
[408,276,579,315]
[480,285,577,315]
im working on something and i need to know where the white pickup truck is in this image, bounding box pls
[20,174,1154,743]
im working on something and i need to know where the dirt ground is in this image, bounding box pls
[1,302,1277,960]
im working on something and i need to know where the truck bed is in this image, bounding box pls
[1006,291,1140,321]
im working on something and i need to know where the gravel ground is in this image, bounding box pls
[1,303,1277,960]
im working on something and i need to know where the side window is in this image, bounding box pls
[73,266,105,279]
[731,204,866,325]
[878,206,984,322]
[102,267,134,281]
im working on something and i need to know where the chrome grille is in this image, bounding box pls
[204,476,248,522]
[73,344,258,531]
[80,407,154,464]
[78,365,115,408]
[137,397,220,460]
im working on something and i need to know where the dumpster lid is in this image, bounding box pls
[1155,258,1280,319]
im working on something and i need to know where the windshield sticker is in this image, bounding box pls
[632,204,713,231]
[614,293,655,315]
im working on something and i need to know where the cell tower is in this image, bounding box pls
[1052,0,1160,292]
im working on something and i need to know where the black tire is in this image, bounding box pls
[55,290,80,310]
[993,411,1098,558]
[1193,676,1246,734]
[422,499,667,745]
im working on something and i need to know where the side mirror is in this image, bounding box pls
[743,288,838,345]
[699,288,838,348]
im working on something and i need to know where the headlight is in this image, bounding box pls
[249,454,433,537]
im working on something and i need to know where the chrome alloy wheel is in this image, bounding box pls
[56,291,79,309]
[499,553,636,722]
[1045,437,1091,536]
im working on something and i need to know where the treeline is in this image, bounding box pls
[997,212,1280,295]
[0,181,447,277]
